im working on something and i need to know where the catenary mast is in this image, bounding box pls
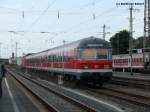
[144,0,150,47]
[143,0,150,69]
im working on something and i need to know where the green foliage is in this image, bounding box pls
[146,37,150,47]
[110,31,150,55]
[133,37,150,49]
[110,30,131,55]
[133,37,143,49]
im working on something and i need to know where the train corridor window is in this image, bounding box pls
[48,56,51,62]
[97,49,108,59]
[79,49,96,60]
[53,55,57,62]
[140,58,142,62]
[78,48,109,60]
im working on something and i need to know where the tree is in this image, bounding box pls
[110,30,131,55]
[145,37,150,47]
[133,37,143,49]
[133,36,150,49]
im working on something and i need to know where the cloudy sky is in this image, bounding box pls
[0,0,144,58]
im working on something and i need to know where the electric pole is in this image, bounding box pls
[102,24,110,40]
[103,24,106,40]
[116,1,144,75]
[129,5,134,75]
[143,0,150,48]
[143,0,150,69]
[129,5,133,52]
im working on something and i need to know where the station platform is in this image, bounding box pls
[113,72,150,81]
[0,74,39,112]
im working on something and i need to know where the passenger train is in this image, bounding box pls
[22,37,112,86]
[113,48,150,73]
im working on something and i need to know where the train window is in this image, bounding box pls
[79,48,109,60]
[132,58,134,62]
[62,56,66,62]
[126,59,128,63]
[137,58,139,63]
[140,58,143,62]
[80,49,96,60]
[52,55,56,62]
[48,56,51,62]
[57,56,60,62]
[124,59,126,63]
[97,49,108,59]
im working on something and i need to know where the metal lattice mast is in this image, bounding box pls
[143,0,150,69]
[129,5,133,54]
[103,24,106,40]
[144,0,150,48]
[129,5,134,75]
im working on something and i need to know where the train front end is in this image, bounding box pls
[76,37,112,86]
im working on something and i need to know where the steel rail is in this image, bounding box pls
[8,71,59,112]
[87,86,150,107]
[7,69,97,112]
[110,77,150,89]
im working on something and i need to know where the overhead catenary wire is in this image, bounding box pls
[16,0,110,47]
[26,0,56,31]
[51,7,117,39]
[53,7,116,40]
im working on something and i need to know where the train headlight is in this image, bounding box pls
[94,65,99,69]
[104,65,109,69]
[83,65,88,69]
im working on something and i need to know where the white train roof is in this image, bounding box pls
[25,36,111,59]
[113,53,143,59]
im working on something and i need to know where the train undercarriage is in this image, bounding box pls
[24,67,112,87]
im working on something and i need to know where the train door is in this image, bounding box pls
[74,48,78,69]
[144,53,150,69]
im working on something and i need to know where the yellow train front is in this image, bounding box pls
[22,37,112,87]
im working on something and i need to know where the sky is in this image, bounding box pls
[0,0,145,58]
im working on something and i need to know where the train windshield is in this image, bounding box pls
[79,48,112,60]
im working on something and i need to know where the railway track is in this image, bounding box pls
[8,68,122,112]
[7,69,97,112]
[10,67,150,110]
[110,77,150,89]
[86,85,150,107]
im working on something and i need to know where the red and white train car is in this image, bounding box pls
[22,37,112,86]
[113,53,144,69]
[113,51,150,72]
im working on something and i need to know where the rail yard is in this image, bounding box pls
[0,0,150,112]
